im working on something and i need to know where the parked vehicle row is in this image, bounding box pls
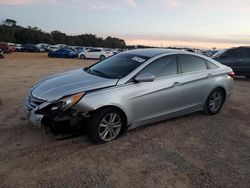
[0,43,16,53]
[21,44,45,52]
[48,47,118,59]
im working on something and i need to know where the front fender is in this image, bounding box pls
[72,89,133,125]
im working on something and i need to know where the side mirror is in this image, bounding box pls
[135,73,155,82]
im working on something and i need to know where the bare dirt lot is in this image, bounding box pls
[0,53,250,188]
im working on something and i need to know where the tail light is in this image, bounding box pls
[228,71,235,78]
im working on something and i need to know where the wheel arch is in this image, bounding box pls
[208,86,227,103]
[94,105,128,127]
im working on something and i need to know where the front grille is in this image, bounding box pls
[25,92,46,110]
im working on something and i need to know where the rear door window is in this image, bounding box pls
[206,60,219,69]
[179,55,207,73]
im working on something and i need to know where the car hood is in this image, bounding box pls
[31,68,118,102]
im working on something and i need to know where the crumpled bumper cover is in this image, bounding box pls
[24,92,50,127]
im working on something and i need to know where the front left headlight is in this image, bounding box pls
[52,92,85,111]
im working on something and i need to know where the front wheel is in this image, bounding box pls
[245,75,250,79]
[86,108,126,144]
[204,88,225,115]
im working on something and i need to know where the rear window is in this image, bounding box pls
[206,60,219,69]
[179,55,207,73]
[212,49,227,58]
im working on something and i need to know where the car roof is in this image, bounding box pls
[123,48,183,58]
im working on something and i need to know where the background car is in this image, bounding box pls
[213,47,250,78]
[21,44,44,52]
[36,43,49,52]
[47,45,59,52]
[48,48,78,58]
[14,44,23,52]
[207,50,218,57]
[0,43,15,53]
[0,49,4,58]
[79,48,113,60]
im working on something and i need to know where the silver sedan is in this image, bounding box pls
[25,49,234,143]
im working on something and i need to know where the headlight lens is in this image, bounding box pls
[53,92,84,110]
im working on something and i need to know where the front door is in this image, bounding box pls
[130,55,183,123]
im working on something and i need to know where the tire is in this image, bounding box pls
[204,88,225,115]
[245,75,250,79]
[80,54,86,59]
[86,108,126,144]
[100,55,105,60]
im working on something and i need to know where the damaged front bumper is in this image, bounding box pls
[24,91,49,126]
[24,91,85,133]
[26,108,44,127]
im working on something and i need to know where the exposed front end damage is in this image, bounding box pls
[24,91,87,135]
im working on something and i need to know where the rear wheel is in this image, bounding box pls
[86,108,126,144]
[204,88,225,115]
[100,55,105,60]
[80,54,86,59]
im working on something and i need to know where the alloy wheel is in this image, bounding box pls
[98,113,122,141]
[209,91,222,113]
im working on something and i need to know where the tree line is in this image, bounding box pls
[0,19,126,48]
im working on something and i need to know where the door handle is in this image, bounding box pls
[172,82,181,87]
[207,73,212,78]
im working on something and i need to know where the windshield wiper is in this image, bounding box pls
[83,67,90,72]
[92,69,113,79]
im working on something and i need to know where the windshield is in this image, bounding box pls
[212,49,227,58]
[85,53,150,79]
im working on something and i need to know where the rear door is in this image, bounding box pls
[178,54,214,110]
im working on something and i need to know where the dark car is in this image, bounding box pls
[22,44,43,52]
[48,48,78,58]
[213,47,250,78]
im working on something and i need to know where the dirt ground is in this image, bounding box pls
[0,53,250,188]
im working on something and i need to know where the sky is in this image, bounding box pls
[0,0,250,49]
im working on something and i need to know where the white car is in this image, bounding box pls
[48,44,68,52]
[48,45,60,52]
[79,48,113,60]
